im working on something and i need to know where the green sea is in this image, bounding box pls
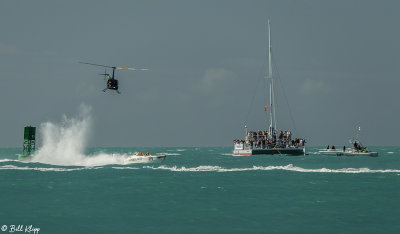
[0,147,399,233]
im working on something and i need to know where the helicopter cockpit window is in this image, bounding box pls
[108,79,119,89]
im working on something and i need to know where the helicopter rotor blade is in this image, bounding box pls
[79,61,115,69]
[117,67,150,71]
[80,61,148,71]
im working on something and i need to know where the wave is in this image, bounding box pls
[112,166,140,170]
[2,163,399,174]
[159,152,182,156]
[0,165,93,172]
[144,164,400,174]
[0,159,19,163]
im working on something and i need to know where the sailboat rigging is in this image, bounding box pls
[233,20,306,156]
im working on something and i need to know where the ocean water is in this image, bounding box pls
[0,146,400,234]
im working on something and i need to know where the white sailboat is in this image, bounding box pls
[233,20,306,156]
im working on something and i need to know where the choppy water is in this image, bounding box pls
[1,146,400,233]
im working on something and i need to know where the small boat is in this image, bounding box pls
[318,148,378,157]
[126,153,166,163]
[318,127,378,157]
[233,20,306,156]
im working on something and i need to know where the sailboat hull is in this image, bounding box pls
[233,147,305,156]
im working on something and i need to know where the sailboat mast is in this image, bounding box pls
[267,20,275,135]
[268,20,272,81]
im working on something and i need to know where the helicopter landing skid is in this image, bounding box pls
[102,88,121,94]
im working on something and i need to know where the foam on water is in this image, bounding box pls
[144,164,400,173]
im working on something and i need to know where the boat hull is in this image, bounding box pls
[126,155,166,163]
[318,150,378,157]
[233,147,305,156]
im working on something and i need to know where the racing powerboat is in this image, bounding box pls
[125,153,166,163]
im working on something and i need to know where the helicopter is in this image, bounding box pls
[79,61,149,94]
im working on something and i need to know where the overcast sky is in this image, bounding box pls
[1,0,399,147]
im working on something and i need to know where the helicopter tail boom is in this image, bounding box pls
[117,67,149,71]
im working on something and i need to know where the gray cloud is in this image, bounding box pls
[0,42,21,55]
[299,78,326,95]
[198,68,234,92]
[1,0,399,147]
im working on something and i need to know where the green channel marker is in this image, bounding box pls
[18,126,36,160]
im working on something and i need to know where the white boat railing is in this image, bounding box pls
[234,143,304,150]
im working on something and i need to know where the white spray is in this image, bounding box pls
[32,104,128,166]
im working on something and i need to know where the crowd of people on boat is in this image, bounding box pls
[234,130,305,149]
